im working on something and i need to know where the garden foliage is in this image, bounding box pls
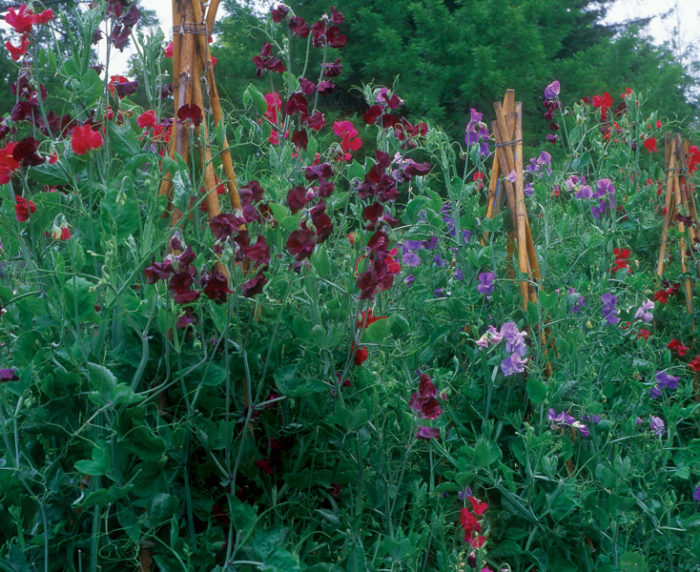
[0,2,699,571]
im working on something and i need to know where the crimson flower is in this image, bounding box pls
[5,34,30,61]
[469,496,488,516]
[637,329,651,341]
[270,4,289,22]
[644,137,657,153]
[252,42,285,77]
[289,16,309,38]
[689,356,700,371]
[354,345,369,365]
[333,120,361,156]
[357,308,387,329]
[6,4,35,33]
[14,195,36,222]
[0,368,19,382]
[71,125,104,154]
[137,110,157,128]
[667,339,689,357]
[164,41,173,58]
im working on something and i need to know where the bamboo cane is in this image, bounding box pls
[657,135,677,277]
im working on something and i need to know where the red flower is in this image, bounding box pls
[137,109,157,128]
[621,87,632,99]
[469,496,488,515]
[687,145,700,175]
[164,41,173,58]
[592,92,613,110]
[5,34,30,61]
[14,195,36,222]
[51,226,71,240]
[357,308,387,329]
[667,339,689,357]
[653,289,669,304]
[468,535,485,549]
[460,508,482,539]
[637,329,650,341]
[0,142,20,183]
[333,120,362,155]
[5,4,35,33]
[643,137,657,153]
[176,103,202,127]
[71,125,104,154]
[354,345,368,365]
[689,355,700,372]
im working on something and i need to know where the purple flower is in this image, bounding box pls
[476,325,503,348]
[401,250,421,267]
[0,368,19,381]
[652,370,680,398]
[575,185,593,199]
[454,268,464,281]
[458,485,473,500]
[524,182,534,196]
[416,426,440,439]
[404,274,415,285]
[440,202,456,237]
[462,230,474,244]
[544,80,560,100]
[547,409,589,437]
[434,254,447,268]
[465,108,490,156]
[582,414,601,425]
[525,151,552,178]
[601,292,620,325]
[433,287,445,297]
[477,272,496,297]
[404,240,423,252]
[590,179,615,219]
[649,415,665,436]
[569,287,586,313]
[500,352,527,376]
[423,236,439,250]
[693,485,700,502]
[634,300,654,323]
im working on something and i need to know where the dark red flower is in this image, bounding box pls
[291,129,308,150]
[667,339,689,357]
[289,16,309,38]
[242,236,270,266]
[322,58,342,77]
[286,226,316,260]
[252,42,285,77]
[286,185,308,214]
[176,103,202,126]
[200,267,231,303]
[270,4,289,22]
[13,137,44,166]
[242,269,267,297]
[310,201,333,242]
[210,213,243,241]
[363,104,383,125]
[285,93,308,119]
[144,259,174,283]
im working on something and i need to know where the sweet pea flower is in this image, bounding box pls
[544,80,560,100]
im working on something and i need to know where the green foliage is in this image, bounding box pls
[0,4,699,572]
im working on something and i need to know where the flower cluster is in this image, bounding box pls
[542,80,561,143]
[476,322,528,376]
[547,409,589,437]
[633,300,654,323]
[611,247,631,274]
[409,373,444,439]
[4,3,54,61]
[460,496,488,549]
[525,151,552,178]
[364,88,428,149]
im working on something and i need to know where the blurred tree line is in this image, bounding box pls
[211,0,698,143]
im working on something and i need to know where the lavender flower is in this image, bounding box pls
[440,202,456,237]
[477,272,497,297]
[500,322,528,356]
[544,80,560,100]
[525,151,552,178]
[569,287,586,313]
[634,300,654,323]
[547,409,589,437]
[649,415,665,436]
[575,184,593,199]
[524,182,534,196]
[458,485,473,500]
[404,240,424,251]
[590,178,615,219]
[651,370,680,398]
[500,352,527,376]
[416,426,440,440]
[462,230,474,244]
[454,268,464,281]
[693,485,700,502]
[401,250,421,267]
[434,254,447,267]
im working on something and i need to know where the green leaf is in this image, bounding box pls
[620,552,647,572]
[273,364,326,397]
[100,189,140,242]
[63,276,99,323]
[311,244,330,277]
[363,316,391,343]
[526,376,547,404]
[243,84,268,115]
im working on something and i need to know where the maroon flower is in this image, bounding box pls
[305,162,333,181]
[12,137,44,166]
[201,267,231,304]
[367,230,389,252]
[239,180,264,205]
[169,270,201,304]
[177,103,202,126]
[311,20,346,48]
[330,6,345,24]
[242,269,268,297]
[363,104,382,125]
[291,129,308,150]
[409,373,442,420]
[286,185,307,214]
[285,93,308,119]
[176,307,199,329]
[362,202,383,227]
[144,259,174,283]
[242,235,271,266]
[210,213,242,240]
[270,4,289,22]
[305,111,325,131]
[299,77,316,95]
[289,16,309,38]
[322,58,342,77]
[315,81,335,95]
[252,42,286,77]
[310,201,333,242]
[286,226,316,260]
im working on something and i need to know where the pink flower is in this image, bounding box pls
[137,110,157,128]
